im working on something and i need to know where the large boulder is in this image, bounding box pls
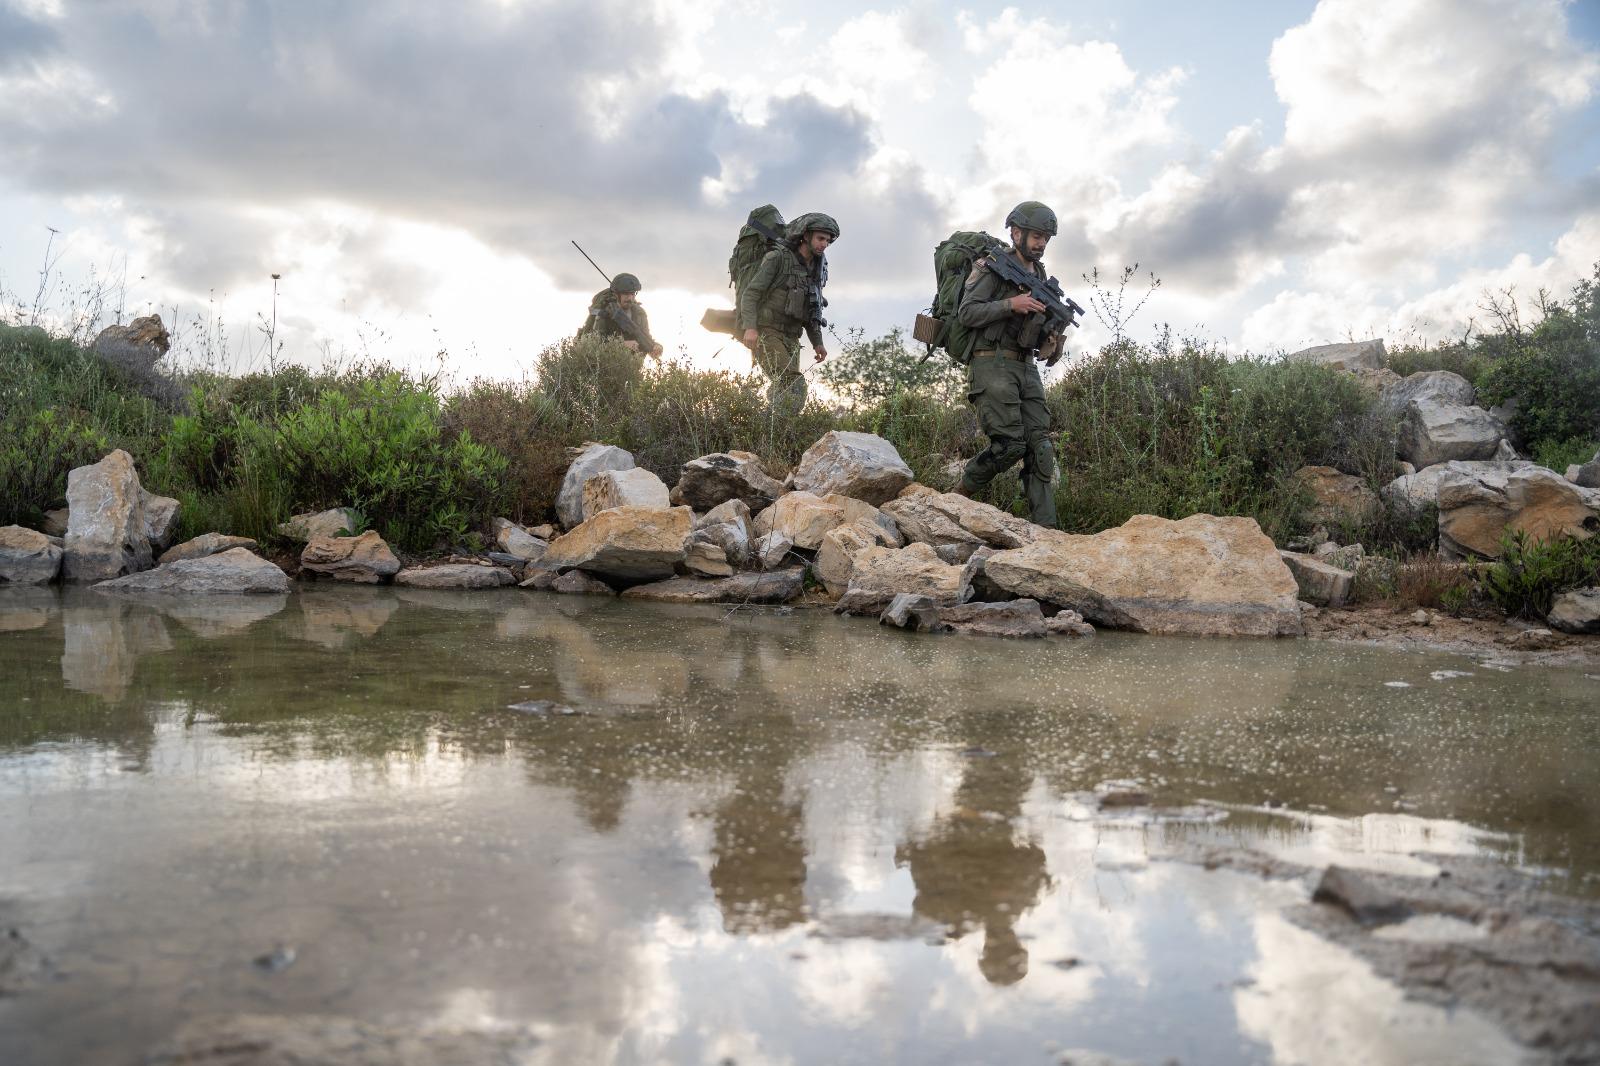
[695,499,754,568]
[542,506,693,582]
[158,533,259,565]
[752,491,845,550]
[1278,550,1354,607]
[92,314,169,372]
[300,531,401,583]
[95,548,289,594]
[1381,459,1534,520]
[141,490,181,550]
[492,518,548,562]
[983,514,1304,637]
[1398,398,1509,468]
[278,507,360,542]
[0,525,62,584]
[820,494,902,546]
[791,431,913,505]
[1285,339,1385,372]
[63,449,152,582]
[1292,466,1378,528]
[1435,466,1600,559]
[813,519,899,597]
[1547,588,1600,635]
[620,569,805,604]
[837,541,971,614]
[673,451,784,511]
[881,491,1038,553]
[557,443,635,529]
[581,467,670,521]
[1575,450,1600,490]
[394,564,514,589]
[1377,370,1476,418]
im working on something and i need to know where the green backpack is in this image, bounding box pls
[916,230,1008,364]
[728,204,787,300]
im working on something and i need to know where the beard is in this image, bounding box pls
[1018,241,1044,263]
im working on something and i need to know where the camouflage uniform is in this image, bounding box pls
[578,288,657,352]
[737,247,825,415]
[956,251,1059,528]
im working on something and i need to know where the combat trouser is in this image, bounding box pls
[753,327,806,416]
[960,351,1059,528]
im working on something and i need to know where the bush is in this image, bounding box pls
[1384,340,1494,385]
[1475,266,1600,454]
[1479,530,1600,620]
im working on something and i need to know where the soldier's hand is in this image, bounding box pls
[1008,294,1046,315]
[814,348,827,363]
[742,328,759,350]
[623,340,640,352]
[650,344,664,358]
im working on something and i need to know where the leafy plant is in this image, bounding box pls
[1479,529,1600,620]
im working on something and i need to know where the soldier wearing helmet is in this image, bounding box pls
[737,212,839,415]
[579,272,663,357]
[953,201,1062,528]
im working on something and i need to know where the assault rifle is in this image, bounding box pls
[746,214,829,332]
[981,244,1085,366]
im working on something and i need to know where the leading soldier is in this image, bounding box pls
[954,201,1062,529]
[578,273,664,358]
[738,212,838,414]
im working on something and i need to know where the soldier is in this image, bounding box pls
[737,212,838,414]
[954,201,1062,529]
[579,273,664,358]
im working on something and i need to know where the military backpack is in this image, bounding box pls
[727,204,787,300]
[914,230,1010,365]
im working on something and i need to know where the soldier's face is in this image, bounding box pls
[1011,226,1051,262]
[617,292,638,307]
[806,232,834,257]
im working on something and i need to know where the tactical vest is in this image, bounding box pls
[755,248,816,332]
[971,256,1049,353]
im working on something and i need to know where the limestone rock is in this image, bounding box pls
[983,514,1304,637]
[674,451,784,511]
[1285,339,1385,372]
[621,569,805,604]
[140,490,181,549]
[1575,450,1600,490]
[1436,466,1600,559]
[542,506,692,582]
[95,548,288,594]
[684,538,734,577]
[820,493,902,546]
[300,531,401,584]
[838,541,971,614]
[279,507,360,542]
[753,491,845,550]
[882,491,1039,552]
[64,449,151,582]
[41,508,69,537]
[394,564,514,589]
[1547,588,1600,635]
[557,442,635,529]
[813,519,898,598]
[1278,550,1354,607]
[1493,438,1519,462]
[0,525,62,584]
[754,530,795,570]
[553,570,616,596]
[1381,459,1536,521]
[1292,466,1378,528]
[159,533,259,565]
[896,482,938,500]
[492,519,548,562]
[695,499,754,568]
[518,568,559,591]
[937,598,1048,638]
[581,467,670,521]
[1399,399,1509,468]
[791,430,913,505]
[1377,370,1475,418]
[91,314,169,371]
[1046,610,1095,637]
[879,593,946,631]
[528,523,556,541]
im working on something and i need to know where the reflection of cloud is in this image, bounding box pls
[1236,912,1525,1066]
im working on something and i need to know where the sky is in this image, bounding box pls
[1,0,1597,381]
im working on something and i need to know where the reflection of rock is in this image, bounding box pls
[710,773,809,934]
[64,449,152,582]
[146,1013,541,1066]
[0,525,62,584]
[61,601,173,700]
[95,548,290,594]
[620,569,804,604]
[133,593,289,638]
[0,586,57,631]
[294,586,399,648]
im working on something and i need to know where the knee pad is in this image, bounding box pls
[1027,435,1058,485]
[990,437,1027,469]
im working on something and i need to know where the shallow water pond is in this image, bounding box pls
[1,586,1597,1064]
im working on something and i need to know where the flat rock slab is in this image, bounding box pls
[95,548,289,594]
[984,514,1304,637]
[1284,338,1385,371]
[542,506,692,582]
[159,533,259,565]
[621,569,805,604]
[394,564,514,589]
[881,491,1038,551]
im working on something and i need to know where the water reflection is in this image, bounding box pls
[1,585,1596,1064]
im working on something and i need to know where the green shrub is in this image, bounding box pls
[1479,530,1600,620]
[1475,267,1600,454]
[1384,340,1494,385]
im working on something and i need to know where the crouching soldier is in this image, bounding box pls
[579,273,664,358]
[955,201,1062,529]
[738,212,837,415]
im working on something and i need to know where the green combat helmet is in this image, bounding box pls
[1004,201,1057,236]
[787,212,840,241]
[610,273,642,293]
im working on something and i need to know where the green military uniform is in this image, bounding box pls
[737,248,823,414]
[579,288,656,351]
[956,250,1059,528]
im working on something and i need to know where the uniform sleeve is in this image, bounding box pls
[804,322,825,350]
[635,306,657,349]
[957,260,1015,328]
[738,250,782,331]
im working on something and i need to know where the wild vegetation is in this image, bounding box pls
[3,264,1595,613]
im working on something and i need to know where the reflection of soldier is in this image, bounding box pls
[709,763,808,934]
[896,755,1049,985]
